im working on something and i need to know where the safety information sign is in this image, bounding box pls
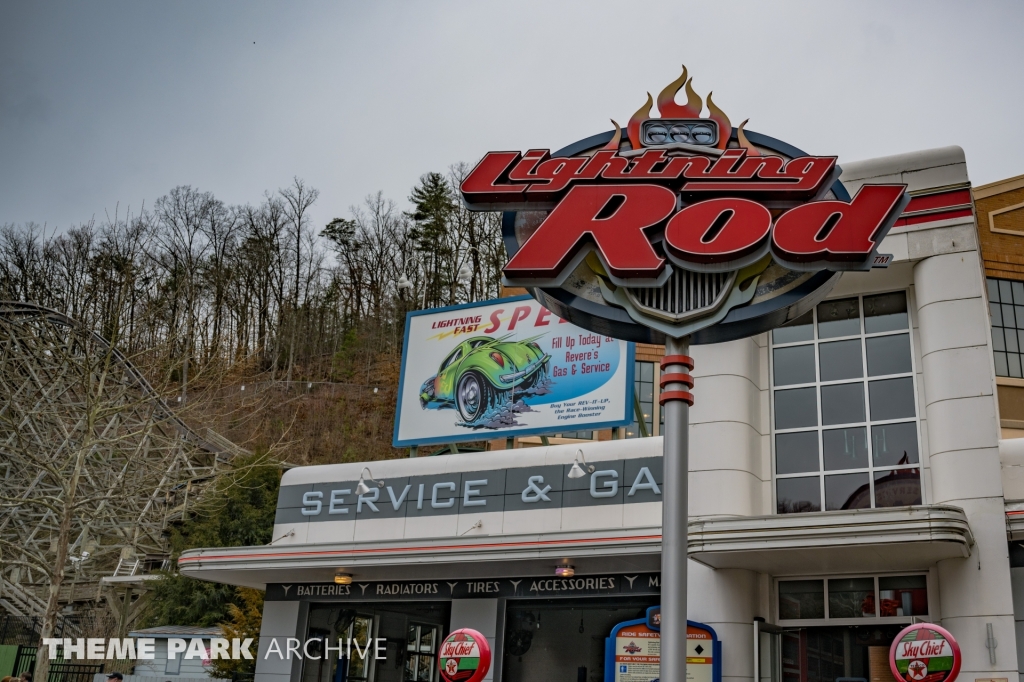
[605,607,721,682]
[613,622,660,682]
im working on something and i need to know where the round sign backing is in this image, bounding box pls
[438,628,492,682]
[464,68,910,345]
[496,124,860,346]
[889,623,961,682]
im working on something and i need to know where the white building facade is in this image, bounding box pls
[180,147,1024,682]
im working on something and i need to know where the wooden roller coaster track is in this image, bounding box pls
[0,301,248,633]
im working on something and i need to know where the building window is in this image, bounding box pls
[770,292,922,514]
[555,430,594,440]
[988,277,1024,377]
[778,575,927,622]
[406,623,439,682]
[626,361,655,438]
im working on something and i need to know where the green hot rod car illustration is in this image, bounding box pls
[419,335,551,424]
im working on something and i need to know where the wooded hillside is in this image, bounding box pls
[0,166,503,463]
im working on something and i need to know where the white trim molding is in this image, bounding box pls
[179,526,664,588]
[688,505,973,575]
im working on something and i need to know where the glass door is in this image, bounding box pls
[762,624,906,682]
[405,623,439,682]
[754,620,785,682]
[346,614,378,682]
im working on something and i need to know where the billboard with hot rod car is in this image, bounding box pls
[393,295,634,447]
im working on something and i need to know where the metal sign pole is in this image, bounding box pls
[660,336,693,682]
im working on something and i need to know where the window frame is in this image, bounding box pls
[769,291,925,514]
[405,622,440,682]
[987,276,1024,378]
[775,572,930,627]
[625,360,656,439]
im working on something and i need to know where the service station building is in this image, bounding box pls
[180,147,1024,682]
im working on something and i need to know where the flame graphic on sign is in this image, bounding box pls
[737,119,760,157]
[656,65,702,118]
[626,93,654,154]
[704,91,731,151]
[602,119,622,150]
[625,65,742,152]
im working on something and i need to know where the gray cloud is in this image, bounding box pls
[1,0,1023,232]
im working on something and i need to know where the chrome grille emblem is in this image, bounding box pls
[624,268,735,323]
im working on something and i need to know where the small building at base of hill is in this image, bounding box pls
[126,626,228,681]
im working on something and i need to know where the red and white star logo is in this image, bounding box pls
[907,660,928,681]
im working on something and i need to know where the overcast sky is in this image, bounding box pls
[2,0,1023,232]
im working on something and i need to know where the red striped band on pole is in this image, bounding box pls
[659,390,694,406]
[661,354,694,405]
[660,355,694,371]
[659,373,694,389]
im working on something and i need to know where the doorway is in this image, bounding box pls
[502,597,658,682]
[302,601,451,682]
[757,623,905,682]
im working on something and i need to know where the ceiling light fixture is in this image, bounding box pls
[554,565,575,578]
[334,571,353,585]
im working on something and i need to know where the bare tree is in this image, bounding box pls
[280,178,319,383]
[448,163,504,302]
[200,199,240,364]
[153,186,214,405]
